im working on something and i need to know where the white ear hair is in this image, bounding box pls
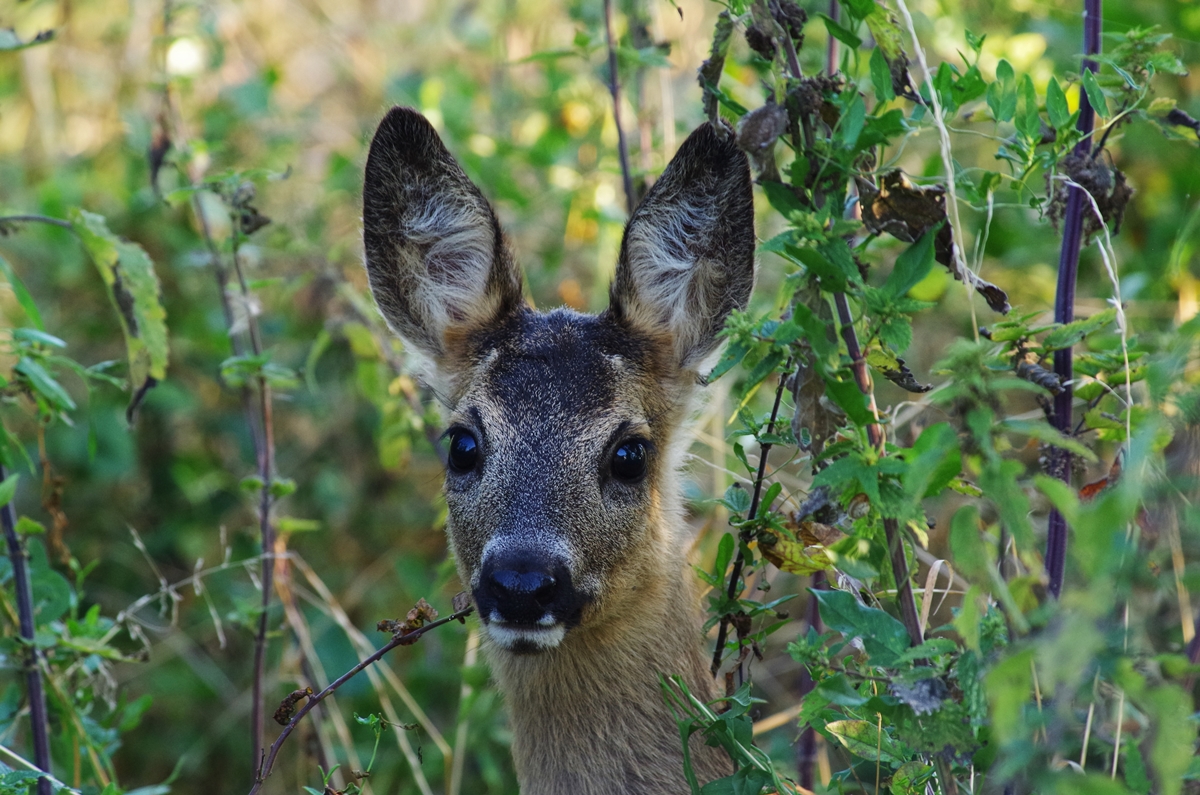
[608,123,756,370]
[362,107,523,365]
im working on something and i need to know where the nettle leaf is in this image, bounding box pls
[1000,419,1098,462]
[870,47,896,102]
[820,14,862,49]
[1041,307,1117,350]
[822,375,874,426]
[903,422,961,500]
[825,720,907,764]
[69,209,169,419]
[885,228,939,298]
[813,588,911,665]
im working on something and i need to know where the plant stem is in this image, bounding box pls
[249,605,475,795]
[1046,0,1103,599]
[796,571,824,790]
[230,229,278,774]
[711,358,794,677]
[832,293,923,647]
[603,0,636,214]
[825,0,839,74]
[0,214,73,231]
[1,466,54,795]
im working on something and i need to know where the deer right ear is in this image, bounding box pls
[362,107,523,365]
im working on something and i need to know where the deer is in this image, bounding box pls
[362,106,755,795]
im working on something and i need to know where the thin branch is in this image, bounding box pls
[711,358,794,677]
[230,227,279,771]
[1,466,54,795]
[1046,0,1103,599]
[0,214,74,231]
[249,605,475,795]
[603,0,636,214]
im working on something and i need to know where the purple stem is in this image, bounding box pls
[1045,0,1102,598]
[1,467,53,795]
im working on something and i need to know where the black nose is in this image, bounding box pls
[478,551,572,625]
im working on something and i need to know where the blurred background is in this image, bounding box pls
[0,0,1198,792]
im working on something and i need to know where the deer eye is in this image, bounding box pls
[447,428,479,473]
[611,440,648,482]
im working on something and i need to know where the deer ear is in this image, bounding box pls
[608,123,755,371]
[363,107,523,362]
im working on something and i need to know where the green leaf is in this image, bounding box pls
[0,473,18,508]
[69,209,169,416]
[825,720,906,764]
[709,340,748,382]
[949,505,989,580]
[822,374,874,426]
[1041,307,1117,350]
[999,419,1099,462]
[15,517,45,535]
[1081,68,1108,116]
[820,14,862,49]
[870,47,895,102]
[885,228,939,298]
[987,59,1017,122]
[1046,76,1071,130]
[839,93,866,149]
[813,587,911,664]
[1016,74,1041,140]
[15,356,76,411]
[0,254,45,331]
[721,484,751,515]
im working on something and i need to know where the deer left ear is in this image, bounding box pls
[607,123,755,371]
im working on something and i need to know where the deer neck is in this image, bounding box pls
[485,551,728,795]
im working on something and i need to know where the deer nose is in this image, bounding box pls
[478,552,567,625]
[491,570,558,610]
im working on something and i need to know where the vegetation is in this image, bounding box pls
[1,0,1199,793]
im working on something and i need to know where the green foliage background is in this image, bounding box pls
[1,0,1199,793]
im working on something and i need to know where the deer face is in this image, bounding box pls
[362,108,754,654]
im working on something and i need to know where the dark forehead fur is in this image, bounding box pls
[461,307,666,419]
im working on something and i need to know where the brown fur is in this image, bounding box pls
[362,107,755,794]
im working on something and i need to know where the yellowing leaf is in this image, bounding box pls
[69,209,169,420]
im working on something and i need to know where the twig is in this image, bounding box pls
[1,466,54,795]
[1045,0,1103,599]
[248,605,475,795]
[602,0,636,214]
[711,358,794,677]
[0,214,74,231]
[824,0,839,75]
[229,223,279,772]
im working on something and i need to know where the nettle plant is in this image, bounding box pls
[676,1,1200,794]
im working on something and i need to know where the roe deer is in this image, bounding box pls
[362,107,755,795]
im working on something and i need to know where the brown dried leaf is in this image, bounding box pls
[273,687,313,726]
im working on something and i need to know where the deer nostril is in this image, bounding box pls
[488,569,559,621]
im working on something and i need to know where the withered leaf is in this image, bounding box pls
[698,12,733,124]
[452,590,473,618]
[860,170,1010,314]
[791,359,841,452]
[889,677,947,715]
[273,687,313,725]
[1015,358,1063,395]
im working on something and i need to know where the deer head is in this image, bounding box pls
[362,107,754,656]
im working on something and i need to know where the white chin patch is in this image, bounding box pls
[486,622,566,651]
